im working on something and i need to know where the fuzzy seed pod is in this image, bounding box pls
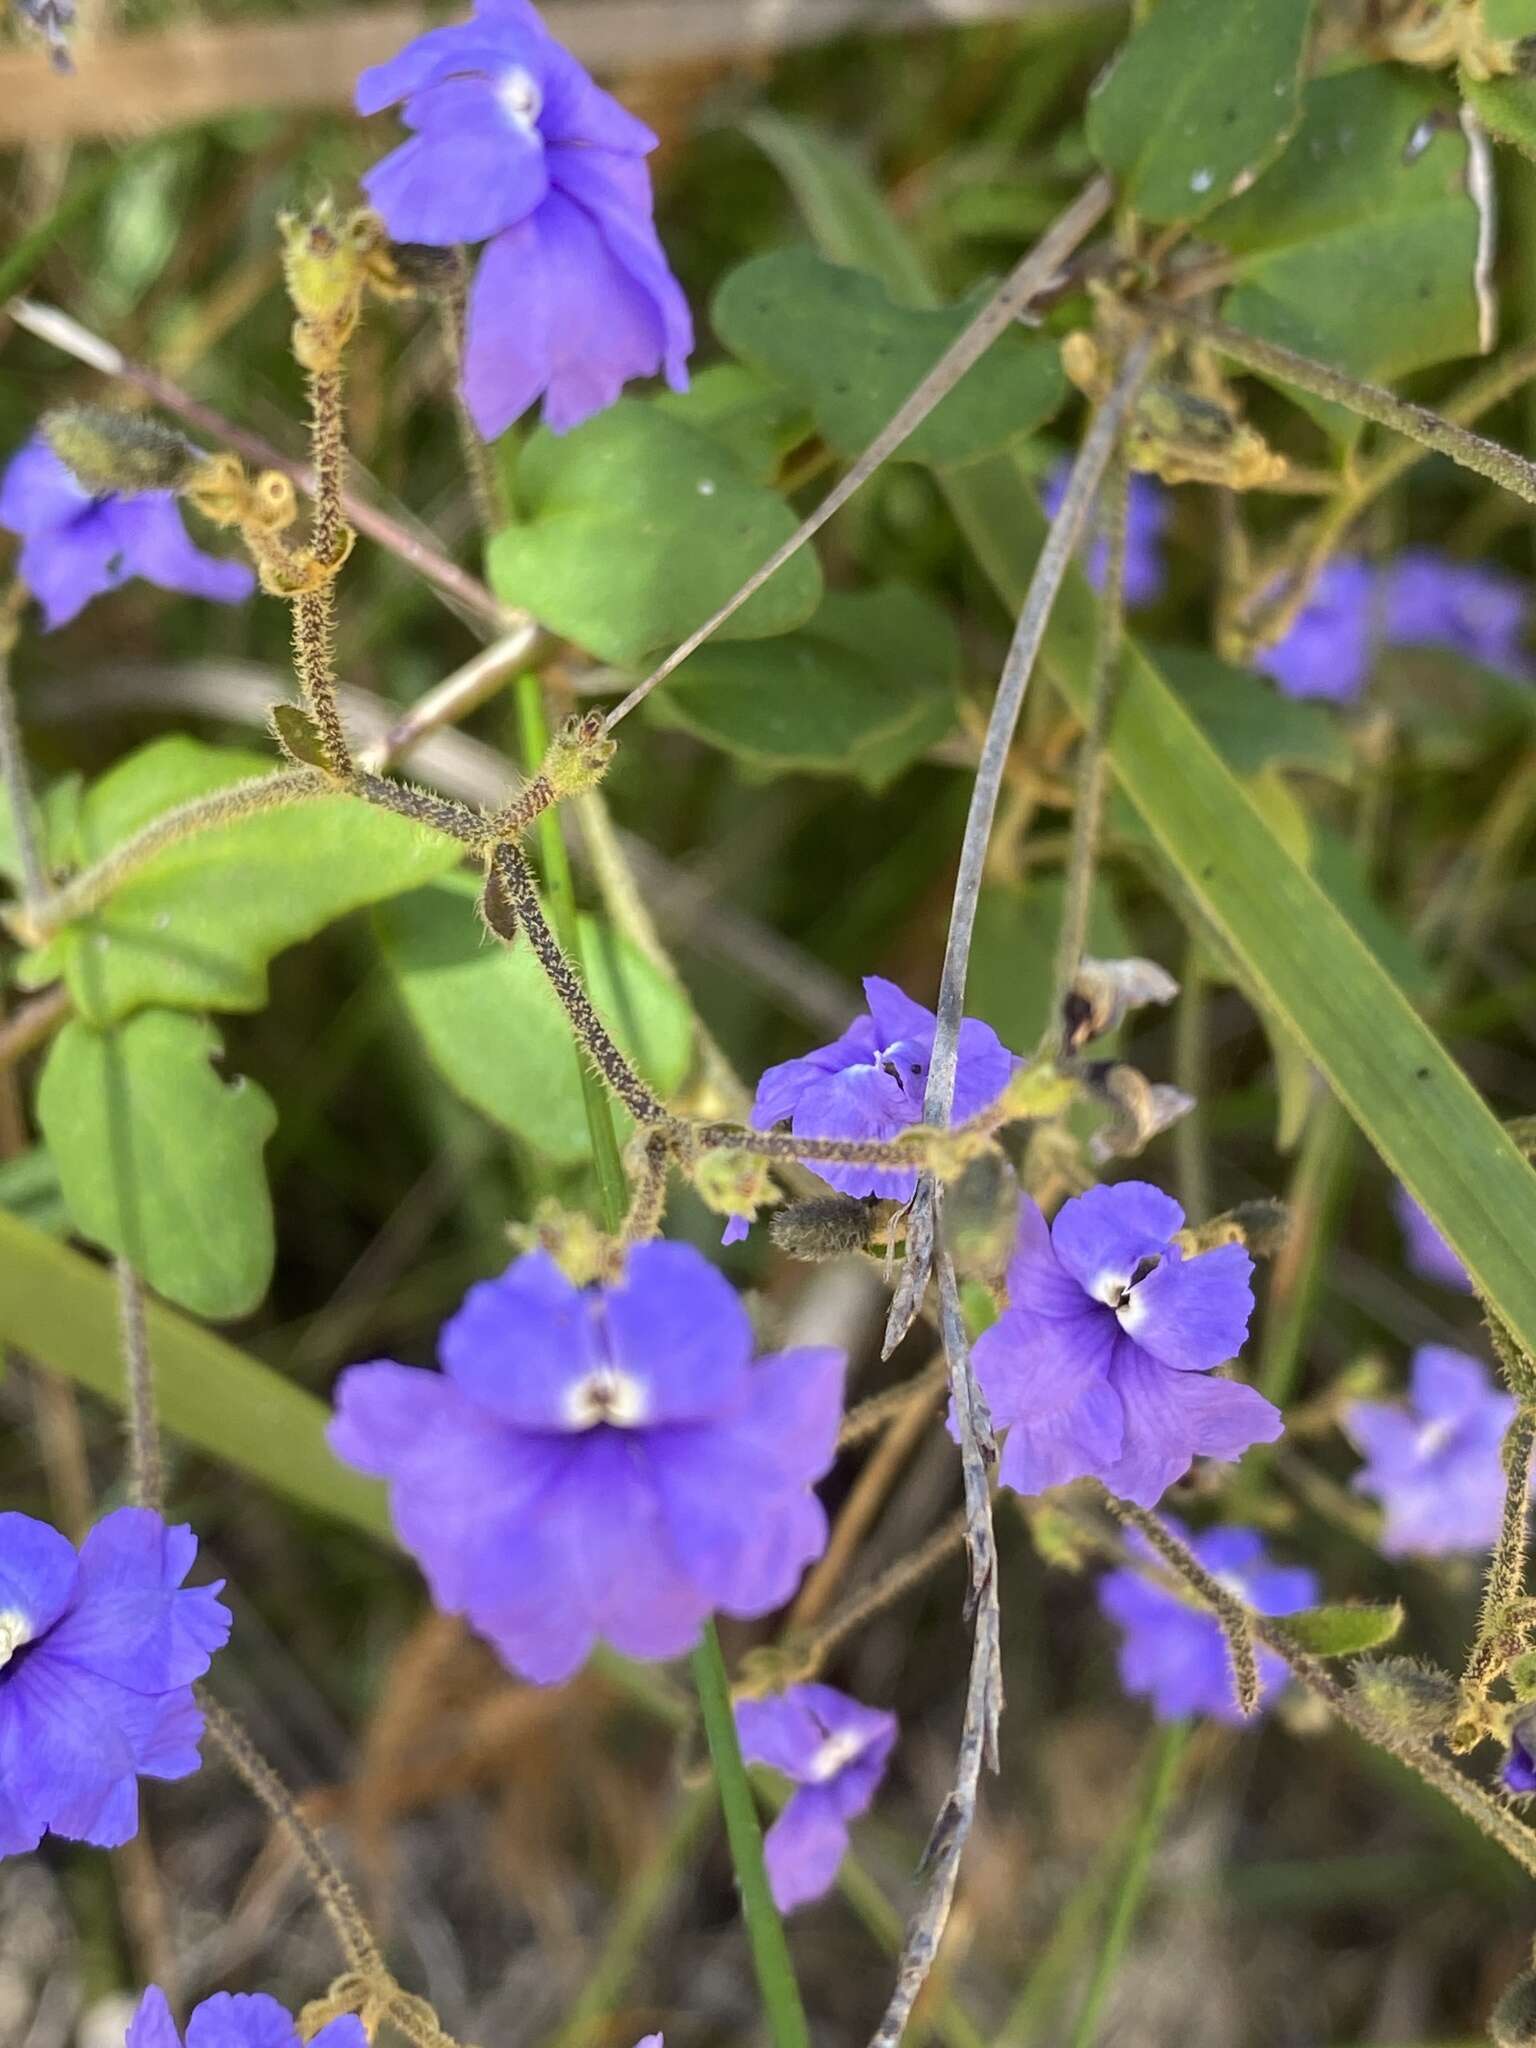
[43,405,198,496]
[770,1195,875,1262]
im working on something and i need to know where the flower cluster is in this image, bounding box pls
[1097,1519,1317,1723]
[127,1989,365,2048]
[330,1241,844,1682]
[735,1683,897,1911]
[1257,551,1531,702]
[358,0,692,437]
[0,1508,230,1856]
[971,1182,1281,1508]
[0,434,254,631]
[1347,1347,1517,1559]
[749,974,1018,1205]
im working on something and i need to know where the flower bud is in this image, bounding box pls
[770,1196,874,1262]
[43,404,198,495]
[1351,1656,1458,1744]
[505,1201,612,1288]
[690,1147,776,1234]
[543,711,616,799]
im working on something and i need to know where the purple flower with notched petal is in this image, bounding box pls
[330,1242,844,1684]
[1393,1183,1472,1293]
[1043,462,1168,607]
[1097,1517,1317,1723]
[971,1182,1281,1509]
[1255,557,1375,703]
[751,976,1019,1204]
[1348,1347,1517,1559]
[357,0,692,438]
[735,1683,897,1911]
[0,1508,231,1857]
[127,1985,366,2048]
[1383,548,1531,676]
[0,436,254,632]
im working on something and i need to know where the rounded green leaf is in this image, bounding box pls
[1462,69,1536,159]
[37,1009,278,1320]
[1085,0,1313,225]
[377,875,695,1165]
[19,736,461,1025]
[486,398,823,669]
[712,248,1066,466]
[647,584,960,787]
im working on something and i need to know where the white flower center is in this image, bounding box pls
[564,1367,649,1431]
[497,64,544,133]
[1415,1416,1457,1461]
[0,1609,32,1672]
[807,1727,867,1783]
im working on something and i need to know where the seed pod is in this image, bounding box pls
[1351,1656,1458,1744]
[43,405,198,495]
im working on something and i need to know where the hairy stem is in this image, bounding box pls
[198,1690,383,1974]
[692,1619,812,2048]
[786,1509,968,1681]
[1154,303,1536,510]
[1103,1496,1259,1716]
[1464,1403,1536,1702]
[115,1258,161,1513]
[0,623,47,913]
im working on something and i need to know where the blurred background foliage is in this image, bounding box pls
[5,2,1536,2044]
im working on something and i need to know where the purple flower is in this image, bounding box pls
[750,975,1018,1203]
[0,436,254,632]
[735,1683,897,1910]
[330,1241,844,1684]
[1383,548,1530,676]
[127,1986,366,2048]
[1043,462,1168,607]
[1393,1183,1472,1293]
[1348,1347,1517,1559]
[1255,558,1375,703]
[971,1182,1281,1509]
[0,1508,231,1856]
[1097,1518,1317,1723]
[1505,1707,1536,1796]
[357,0,692,437]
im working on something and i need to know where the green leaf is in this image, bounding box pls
[712,248,1066,466]
[1484,0,1536,38]
[1273,1602,1405,1657]
[487,398,823,669]
[1462,68,1536,158]
[0,1204,389,1537]
[378,875,695,1165]
[37,1008,277,1320]
[17,737,460,1026]
[647,584,959,787]
[653,362,812,482]
[758,121,1536,1365]
[1206,69,1479,438]
[1150,645,1354,782]
[1084,0,1313,225]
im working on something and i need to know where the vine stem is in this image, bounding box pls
[115,1257,161,1512]
[513,672,629,1229]
[885,336,1155,1357]
[691,1617,812,2048]
[1066,1722,1190,2048]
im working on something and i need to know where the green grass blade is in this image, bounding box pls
[0,1206,390,1539]
[751,118,1536,1360]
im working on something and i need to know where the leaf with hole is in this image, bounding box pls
[486,398,823,669]
[36,1007,277,1320]
[1085,0,1313,224]
[647,584,960,787]
[712,248,1066,467]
